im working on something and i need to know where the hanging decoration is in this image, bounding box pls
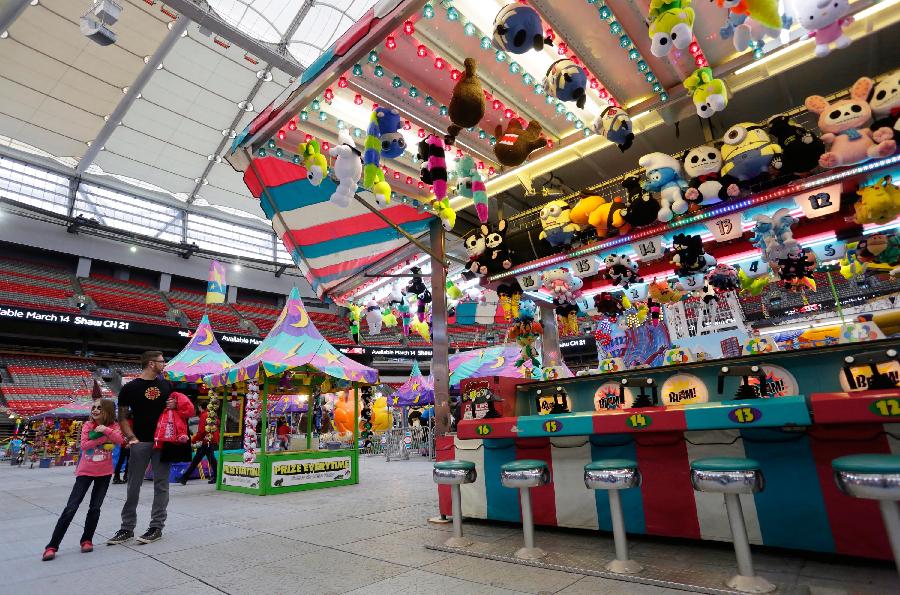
[683,67,729,118]
[243,381,260,464]
[509,300,543,371]
[604,254,642,288]
[362,111,392,205]
[716,0,787,55]
[455,156,489,223]
[298,139,328,186]
[492,4,553,54]
[592,104,634,152]
[365,299,383,335]
[446,58,485,146]
[647,0,696,57]
[543,59,588,109]
[785,0,853,58]
[205,392,219,437]
[670,233,717,289]
[348,303,362,344]
[417,135,455,230]
[375,106,406,158]
[493,119,548,167]
[541,267,584,305]
[496,281,523,322]
[329,130,363,208]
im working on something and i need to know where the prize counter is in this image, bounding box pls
[437,340,900,560]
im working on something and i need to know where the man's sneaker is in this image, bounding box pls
[136,528,162,544]
[80,541,93,553]
[106,529,133,545]
[41,547,56,561]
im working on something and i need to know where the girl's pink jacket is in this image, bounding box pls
[77,421,125,477]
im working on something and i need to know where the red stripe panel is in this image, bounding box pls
[287,205,432,246]
[242,157,307,198]
[593,407,687,435]
[307,251,395,279]
[635,432,701,539]
[515,438,558,527]
[808,424,892,559]
[434,435,455,517]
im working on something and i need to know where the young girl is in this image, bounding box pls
[43,398,125,561]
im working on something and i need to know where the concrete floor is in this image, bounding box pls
[1,456,896,594]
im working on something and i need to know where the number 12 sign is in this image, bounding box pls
[794,183,842,219]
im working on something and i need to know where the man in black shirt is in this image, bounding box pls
[107,351,173,545]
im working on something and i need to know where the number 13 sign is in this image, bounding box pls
[794,183,841,219]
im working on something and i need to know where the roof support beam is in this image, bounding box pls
[0,0,30,35]
[76,15,190,174]
[161,0,303,77]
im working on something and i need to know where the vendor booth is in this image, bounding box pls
[206,288,378,496]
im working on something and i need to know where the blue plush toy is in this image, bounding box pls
[543,59,587,110]
[374,107,405,159]
[638,152,689,222]
[492,4,552,54]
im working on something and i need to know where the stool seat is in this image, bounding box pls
[691,458,764,495]
[501,459,550,489]
[433,460,477,485]
[584,459,641,491]
[833,454,900,501]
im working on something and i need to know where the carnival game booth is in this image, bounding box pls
[206,288,378,496]
[386,361,435,459]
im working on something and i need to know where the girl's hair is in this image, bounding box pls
[93,398,117,426]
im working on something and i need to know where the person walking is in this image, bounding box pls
[179,402,219,485]
[112,410,132,484]
[107,351,179,546]
[43,398,126,560]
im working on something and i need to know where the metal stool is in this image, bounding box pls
[500,459,550,559]
[690,457,774,594]
[832,454,900,576]
[433,460,477,547]
[584,459,642,574]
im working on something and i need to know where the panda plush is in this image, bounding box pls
[620,174,661,227]
[766,115,825,177]
[464,230,488,276]
[681,145,739,206]
[870,70,900,133]
[604,253,642,288]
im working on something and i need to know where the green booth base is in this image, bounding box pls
[217,448,359,496]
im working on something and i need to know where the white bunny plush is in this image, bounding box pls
[329,130,362,208]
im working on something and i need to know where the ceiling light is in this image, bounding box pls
[257,69,272,82]
[155,63,163,70]
[122,86,128,94]
[238,101,254,112]
[143,55,150,64]
[1,31,8,39]
[233,264,242,272]
[30,0,39,6]
[130,246,137,253]
[194,177,209,185]
[207,154,222,163]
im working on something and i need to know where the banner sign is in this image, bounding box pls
[632,237,664,261]
[705,213,744,242]
[271,456,352,487]
[794,183,842,219]
[221,462,260,489]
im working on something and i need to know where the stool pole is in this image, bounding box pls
[451,484,463,540]
[608,489,629,563]
[725,493,754,578]
[878,500,900,575]
[520,487,535,550]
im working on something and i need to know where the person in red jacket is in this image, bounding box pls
[178,402,219,485]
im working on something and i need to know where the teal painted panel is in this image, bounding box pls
[516,412,596,437]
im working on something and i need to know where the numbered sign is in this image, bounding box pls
[870,398,900,417]
[734,257,770,278]
[810,241,847,263]
[543,419,563,433]
[632,237,664,261]
[729,406,762,424]
[677,273,705,290]
[516,272,541,291]
[705,213,744,243]
[626,413,652,429]
[567,255,600,278]
[475,423,492,436]
[794,183,842,219]
[625,283,649,301]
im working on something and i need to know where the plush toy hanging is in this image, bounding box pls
[765,116,825,177]
[418,135,456,230]
[648,278,687,304]
[593,292,627,319]
[539,199,582,247]
[492,4,553,54]
[398,298,412,342]
[374,107,405,158]
[509,300,543,370]
[455,156,488,223]
[639,152,689,222]
[750,208,799,267]
[805,78,896,169]
[774,248,817,292]
[870,71,900,133]
[592,104,634,152]
[493,119,547,167]
[854,176,900,224]
[541,267,583,305]
[785,0,852,58]
[620,175,661,228]
[719,122,783,184]
[570,194,630,238]
[298,139,328,186]
[483,219,513,274]
[604,254,642,288]
[683,67,729,118]
[348,303,362,344]
[852,232,900,271]
[463,229,488,276]
[670,233,716,288]
[381,307,398,328]
[556,304,580,336]
[363,111,392,205]
[329,130,362,208]
[365,299,382,335]
[543,59,588,109]
[497,281,522,322]
[243,381,260,464]
[447,58,485,146]
[648,0,695,57]
[737,268,770,296]
[706,263,740,291]
[681,145,738,206]
[716,0,786,53]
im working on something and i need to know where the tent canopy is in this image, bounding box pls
[206,287,378,387]
[390,360,434,408]
[164,314,236,383]
[448,343,572,388]
[28,400,94,421]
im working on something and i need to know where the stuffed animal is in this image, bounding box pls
[683,67,729,118]
[604,254,642,288]
[348,303,362,344]
[706,264,740,291]
[397,299,412,341]
[406,266,428,297]
[446,58,485,145]
[775,248,817,292]
[639,152,689,222]
[717,0,787,52]
[719,122,783,183]
[509,305,543,369]
[365,299,383,335]
[381,308,398,328]
[539,199,582,247]
[870,71,900,133]
[648,0,695,57]
[737,268,770,295]
[570,195,630,238]
[455,156,488,223]
[785,0,852,58]
[493,119,547,167]
[805,78,896,168]
[620,175,661,227]
[855,231,900,268]
[751,208,799,264]
[363,111,392,205]
[854,176,900,224]
[670,233,716,277]
[329,130,362,208]
[445,279,464,301]
[593,104,634,152]
[648,278,686,303]
[417,135,448,200]
[492,4,552,54]
[374,107,406,158]
[542,268,583,305]
[497,281,522,321]
[464,230,488,276]
[298,139,328,186]
[593,292,627,318]
[556,304,580,337]
[483,219,513,274]
[682,145,739,206]
[766,115,824,177]
[543,59,588,109]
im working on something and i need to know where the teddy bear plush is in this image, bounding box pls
[805,77,896,168]
[620,174,661,227]
[493,119,547,167]
[681,145,739,206]
[639,152,689,222]
[765,115,825,177]
[870,70,900,134]
[446,58,485,146]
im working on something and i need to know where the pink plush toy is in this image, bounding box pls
[805,77,896,169]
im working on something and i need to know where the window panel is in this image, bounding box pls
[187,213,273,261]
[0,156,69,214]
[74,183,184,243]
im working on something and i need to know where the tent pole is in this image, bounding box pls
[259,378,268,455]
[307,387,314,450]
[430,220,451,437]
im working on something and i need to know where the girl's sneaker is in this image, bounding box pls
[80,541,93,553]
[42,548,56,561]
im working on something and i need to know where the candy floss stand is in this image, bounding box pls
[205,288,378,496]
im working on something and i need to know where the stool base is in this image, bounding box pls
[726,573,776,594]
[514,546,547,560]
[605,558,642,574]
[444,536,473,548]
